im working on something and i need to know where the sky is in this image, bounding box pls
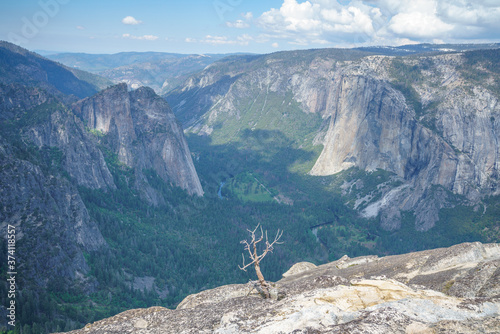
[0,0,499,55]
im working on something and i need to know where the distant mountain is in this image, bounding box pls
[46,51,243,94]
[0,41,106,100]
[356,42,500,56]
[32,49,64,56]
[47,52,190,72]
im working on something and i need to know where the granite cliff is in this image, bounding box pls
[166,48,500,230]
[310,53,500,231]
[0,43,203,293]
[0,42,204,330]
[59,242,500,333]
[73,83,203,198]
[0,43,112,294]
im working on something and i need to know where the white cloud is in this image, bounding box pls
[227,12,254,29]
[438,0,500,28]
[258,0,379,45]
[122,33,158,41]
[186,35,253,46]
[204,35,231,45]
[272,42,279,48]
[256,0,500,47]
[242,12,254,20]
[226,20,250,29]
[76,25,85,30]
[122,16,142,25]
[389,12,453,38]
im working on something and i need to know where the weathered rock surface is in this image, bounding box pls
[0,83,116,191]
[29,106,116,190]
[73,83,203,197]
[0,83,54,118]
[282,262,318,277]
[59,242,500,333]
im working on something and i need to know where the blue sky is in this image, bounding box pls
[1,0,499,55]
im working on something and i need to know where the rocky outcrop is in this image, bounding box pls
[282,261,317,277]
[0,44,113,298]
[0,83,116,190]
[0,83,54,119]
[28,106,116,190]
[0,134,106,291]
[73,83,203,197]
[59,242,500,333]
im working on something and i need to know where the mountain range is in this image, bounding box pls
[46,52,243,95]
[0,41,203,332]
[0,40,499,333]
[165,45,500,231]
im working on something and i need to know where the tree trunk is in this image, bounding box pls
[253,245,270,298]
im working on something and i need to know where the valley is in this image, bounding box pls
[0,41,499,333]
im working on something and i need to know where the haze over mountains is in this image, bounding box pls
[46,52,241,95]
[45,43,500,96]
[1,40,500,333]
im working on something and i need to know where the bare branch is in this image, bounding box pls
[254,224,264,245]
[238,224,284,299]
[239,253,253,271]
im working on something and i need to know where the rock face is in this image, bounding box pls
[0,47,111,292]
[310,54,500,230]
[0,43,204,309]
[27,103,116,190]
[73,83,203,197]
[167,49,500,230]
[0,122,106,293]
[0,83,54,118]
[59,242,500,333]
[311,74,413,175]
[282,262,318,277]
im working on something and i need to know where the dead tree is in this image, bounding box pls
[239,224,283,298]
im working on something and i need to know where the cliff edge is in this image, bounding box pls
[58,242,500,333]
